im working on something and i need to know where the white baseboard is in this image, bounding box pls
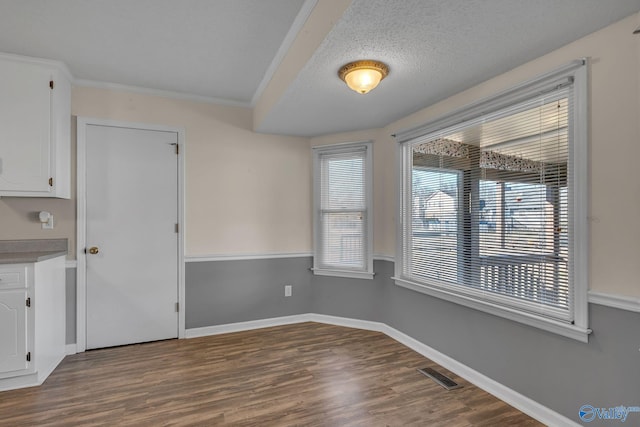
[0,373,41,392]
[0,353,68,392]
[378,323,580,427]
[186,313,579,427]
[37,353,67,384]
[65,344,77,355]
[185,314,313,338]
[307,313,387,333]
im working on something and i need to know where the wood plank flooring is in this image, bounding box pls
[0,322,542,426]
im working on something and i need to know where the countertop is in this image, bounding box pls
[0,250,67,264]
[0,239,68,265]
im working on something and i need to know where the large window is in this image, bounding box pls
[395,61,589,341]
[313,142,373,279]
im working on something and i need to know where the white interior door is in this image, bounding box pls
[85,124,178,349]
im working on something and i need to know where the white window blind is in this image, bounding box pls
[313,143,373,279]
[395,61,589,341]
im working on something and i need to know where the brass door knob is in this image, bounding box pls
[88,246,99,255]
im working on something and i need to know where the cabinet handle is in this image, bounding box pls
[88,247,99,255]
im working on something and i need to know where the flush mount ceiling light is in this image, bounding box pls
[338,60,389,94]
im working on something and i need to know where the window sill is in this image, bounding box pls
[393,277,591,342]
[312,268,374,280]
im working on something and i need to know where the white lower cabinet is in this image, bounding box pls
[0,257,66,391]
[0,289,28,374]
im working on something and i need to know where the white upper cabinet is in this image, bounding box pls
[0,53,71,198]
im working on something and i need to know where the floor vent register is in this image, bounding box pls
[417,367,462,390]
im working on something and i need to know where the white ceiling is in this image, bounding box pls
[1,0,639,136]
[0,0,308,105]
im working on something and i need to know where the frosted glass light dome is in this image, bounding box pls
[338,60,389,94]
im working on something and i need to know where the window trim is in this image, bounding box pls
[312,141,374,280]
[393,60,590,341]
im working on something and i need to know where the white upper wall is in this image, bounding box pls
[389,13,640,297]
[0,87,312,258]
[312,13,640,297]
[71,87,312,257]
[1,11,638,297]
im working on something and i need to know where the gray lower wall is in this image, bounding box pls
[65,258,640,426]
[310,261,390,322]
[66,266,76,345]
[185,257,313,328]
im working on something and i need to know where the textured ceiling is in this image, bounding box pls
[256,0,640,136]
[0,0,639,136]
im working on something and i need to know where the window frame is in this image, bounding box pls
[312,141,374,280]
[393,60,590,341]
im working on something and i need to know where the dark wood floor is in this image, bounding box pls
[0,322,541,426]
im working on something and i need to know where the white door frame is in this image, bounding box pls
[76,117,186,353]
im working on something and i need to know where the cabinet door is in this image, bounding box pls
[0,58,52,193]
[0,290,28,374]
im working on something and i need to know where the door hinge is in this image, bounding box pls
[26,352,31,362]
[175,302,179,312]
[49,80,54,90]
[26,297,31,308]
[175,144,179,155]
[175,223,179,233]
[48,177,53,187]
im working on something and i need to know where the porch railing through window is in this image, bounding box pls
[477,253,568,308]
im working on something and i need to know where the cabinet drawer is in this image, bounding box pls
[0,268,26,288]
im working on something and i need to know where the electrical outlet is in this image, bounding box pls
[39,211,54,229]
[42,215,54,229]
[284,285,292,297]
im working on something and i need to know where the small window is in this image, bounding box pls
[313,142,373,279]
[395,61,590,341]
